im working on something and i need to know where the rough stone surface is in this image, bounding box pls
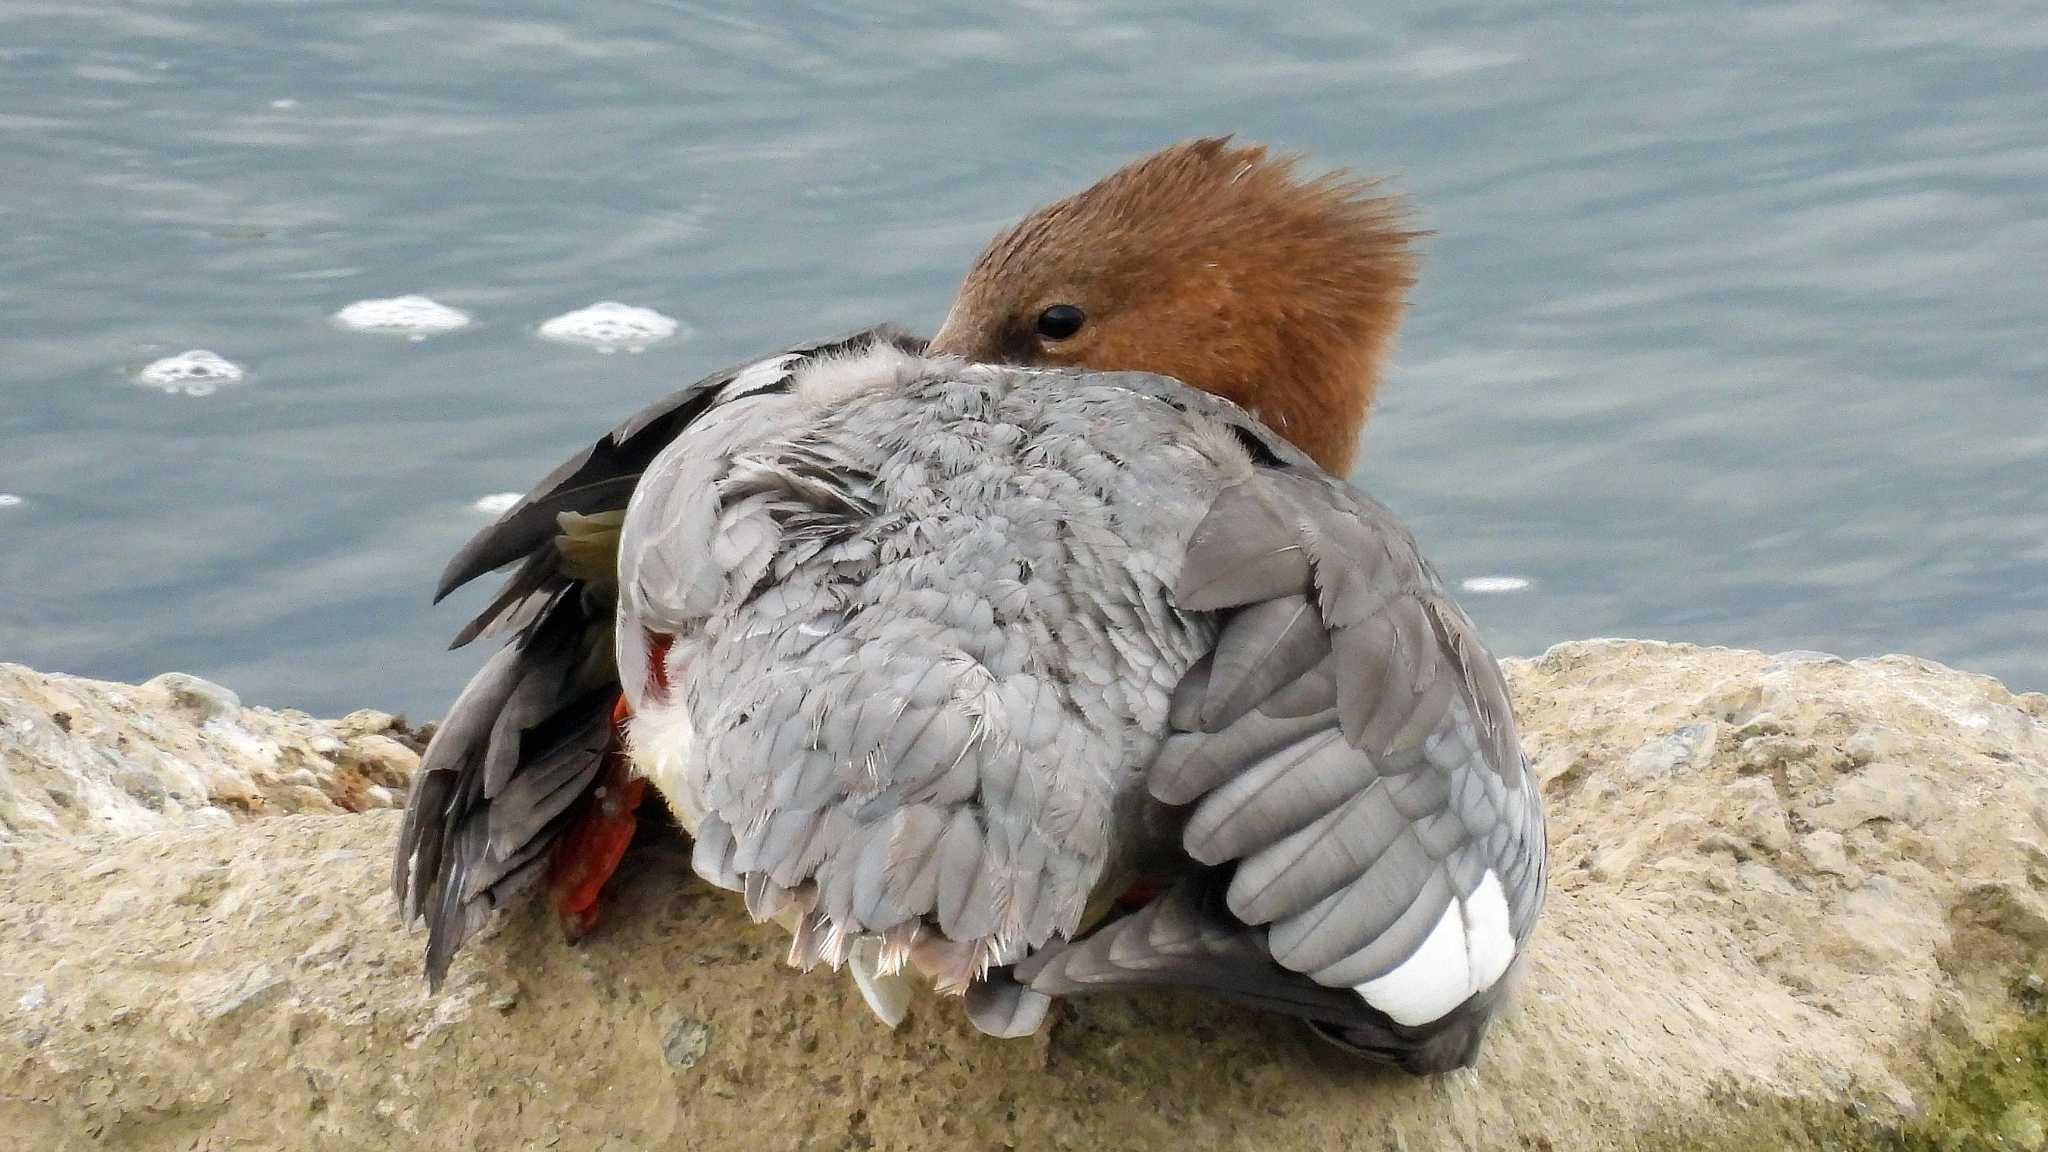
[1,641,2044,1150]
[0,663,423,843]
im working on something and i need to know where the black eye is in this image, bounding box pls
[1035,304,1086,341]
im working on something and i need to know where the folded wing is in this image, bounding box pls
[1021,462,1546,1072]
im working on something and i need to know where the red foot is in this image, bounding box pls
[547,693,647,940]
[1114,876,1166,914]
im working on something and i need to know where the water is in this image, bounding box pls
[2,2,2043,717]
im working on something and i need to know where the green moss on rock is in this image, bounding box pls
[1650,970,2047,1152]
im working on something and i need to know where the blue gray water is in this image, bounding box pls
[3,2,2043,717]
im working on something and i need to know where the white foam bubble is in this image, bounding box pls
[472,492,521,515]
[0,494,22,508]
[1461,576,1531,594]
[270,98,297,110]
[137,350,245,396]
[333,295,471,339]
[537,301,682,353]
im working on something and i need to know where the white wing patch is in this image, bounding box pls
[1352,869,1516,1026]
[1463,869,1517,989]
[719,353,802,402]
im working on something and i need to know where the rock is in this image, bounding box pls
[2002,1101,2048,1152]
[1800,829,1864,885]
[1,640,2045,1150]
[1625,722,1719,779]
[1716,775,1792,854]
[192,964,291,1022]
[1809,760,1944,832]
[144,672,243,722]
[660,1012,712,1069]
[1843,725,1908,766]
[0,662,420,843]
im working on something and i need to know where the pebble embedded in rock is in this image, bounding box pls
[661,1014,711,1069]
[1810,761,1942,831]
[1800,829,1863,883]
[197,965,289,1022]
[1719,776,1791,854]
[1843,726,1906,765]
[1626,722,1718,779]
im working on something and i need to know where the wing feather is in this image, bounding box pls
[1023,451,1545,1071]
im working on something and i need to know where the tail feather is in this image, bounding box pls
[1016,872,1509,1074]
[398,586,618,988]
[449,547,561,650]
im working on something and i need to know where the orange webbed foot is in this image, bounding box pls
[547,694,646,940]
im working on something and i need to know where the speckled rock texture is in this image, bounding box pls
[0,664,422,841]
[2,642,2044,1151]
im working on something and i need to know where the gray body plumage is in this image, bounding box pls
[394,328,924,985]
[610,342,1546,1068]
[620,353,1222,962]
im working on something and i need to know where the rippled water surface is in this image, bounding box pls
[3,2,2043,715]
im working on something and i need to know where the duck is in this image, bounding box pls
[395,138,1545,1073]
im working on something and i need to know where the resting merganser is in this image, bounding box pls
[396,138,1545,1072]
